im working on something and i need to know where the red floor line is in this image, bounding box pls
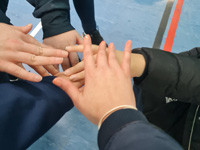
[163,0,184,52]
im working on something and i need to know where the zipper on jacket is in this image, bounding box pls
[187,105,199,150]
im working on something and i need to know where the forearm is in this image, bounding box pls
[115,50,146,78]
[27,0,74,38]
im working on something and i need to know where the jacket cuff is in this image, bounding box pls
[41,10,74,39]
[132,48,150,84]
[98,109,147,150]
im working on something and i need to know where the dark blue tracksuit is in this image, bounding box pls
[98,109,183,150]
[0,72,73,150]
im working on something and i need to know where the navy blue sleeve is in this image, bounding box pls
[27,0,74,38]
[98,109,183,150]
[0,73,73,150]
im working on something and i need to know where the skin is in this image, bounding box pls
[53,35,136,125]
[43,30,83,71]
[0,23,69,82]
[63,44,146,82]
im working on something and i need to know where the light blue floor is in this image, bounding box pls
[7,0,200,149]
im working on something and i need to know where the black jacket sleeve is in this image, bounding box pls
[0,0,11,24]
[0,10,11,24]
[132,47,200,105]
[0,73,73,150]
[98,109,183,150]
[27,0,75,39]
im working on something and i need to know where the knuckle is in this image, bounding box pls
[37,47,43,55]
[23,35,32,42]
[14,68,22,77]
[40,68,48,76]
[30,55,37,64]
[6,38,22,49]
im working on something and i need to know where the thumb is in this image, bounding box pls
[53,77,81,104]
[13,24,32,34]
[77,35,84,45]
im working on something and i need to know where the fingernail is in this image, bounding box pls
[64,69,70,76]
[65,46,71,50]
[53,78,61,86]
[69,75,76,81]
[62,50,68,56]
[100,41,106,46]
[35,75,42,81]
[27,23,32,27]
[85,35,89,39]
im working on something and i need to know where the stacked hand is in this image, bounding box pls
[63,44,145,82]
[43,30,83,71]
[53,35,136,125]
[0,23,68,82]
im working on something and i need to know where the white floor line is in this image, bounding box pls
[30,21,42,37]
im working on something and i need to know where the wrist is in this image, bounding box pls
[98,105,137,129]
[41,10,75,39]
[131,54,146,77]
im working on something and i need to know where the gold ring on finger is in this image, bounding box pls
[38,46,43,55]
[31,55,36,62]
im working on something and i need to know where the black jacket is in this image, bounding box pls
[0,0,74,38]
[0,0,11,24]
[98,109,183,150]
[27,0,74,39]
[133,47,200,150]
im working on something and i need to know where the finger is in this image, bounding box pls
[29,65,50,77]
[53,77,81,103]
[12,24,32,34]
[66,45,99,53]
[69,71,85,82]
[122,40,132,77]
[20,42,68,57]
[79,86,84,92]
[73,79,84,89]
[54,64,59,71]
[1,62,42,82]
[44,65,59,75]
[61,57,71,71]
[11,51,64,66]
[96,41,108,68]
[18,63,25,69]
[83,35,95,71]
[66,45,84,52]
[69,52,79,66]
[21,33,44,47]
[108,43,119,67]
[64,61,84,76]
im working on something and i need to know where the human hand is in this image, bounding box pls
[43,30,83,71]
[0,23,68,82]
[53,35,136,125]
[55,72,84,89]
[64,44,146,81]
[63,45,125,81]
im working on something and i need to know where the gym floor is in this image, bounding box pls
[7,0,200,149]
